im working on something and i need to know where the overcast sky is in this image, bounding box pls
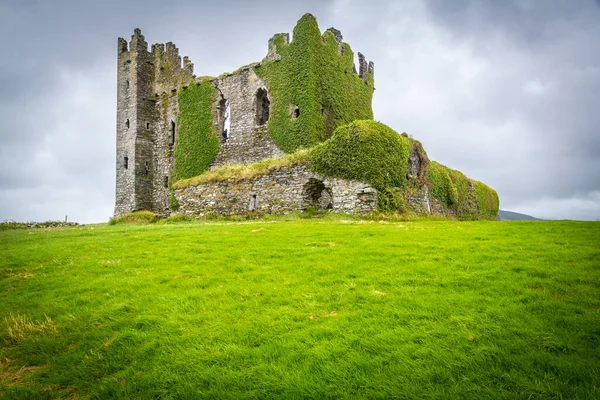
[0,0,598,223]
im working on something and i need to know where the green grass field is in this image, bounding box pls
[1,219,599,399]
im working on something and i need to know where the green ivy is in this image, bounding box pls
[378,188,407,213]
[255,14,374,153]
[474,181,500,218]
[307,120,412,191]
[169,190,180,211]
[428,161,457,207]
[428,161,498,219]
[173,81,219,181]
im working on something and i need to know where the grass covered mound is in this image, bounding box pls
[307,120,412,190]
[1,220,599,398]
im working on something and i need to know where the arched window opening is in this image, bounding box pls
[144,161,149,176]
[256,88,270,126]
[164,176,169,188]
[124,156,129,170]
[170,120,176,145]
[219,99,230,140]
[125,119,130,129]
[126,79,130,89]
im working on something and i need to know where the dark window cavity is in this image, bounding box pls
[125,119,130,129]
[219,99,230,140]
[249,193,258,211]
[164,176,169,188]
[170,120,176,145]
[256,88,270,125]
[146,122,150,130]
[126,79,130,89]
[124,156,129,170]
[144,162,149,176]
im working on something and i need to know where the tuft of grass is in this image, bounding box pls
[2,314,57,344]
[108,210,161,225]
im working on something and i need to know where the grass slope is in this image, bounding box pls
[1,220,599,398]
[499,210,541,221]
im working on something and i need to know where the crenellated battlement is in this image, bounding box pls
[263,26,373,82]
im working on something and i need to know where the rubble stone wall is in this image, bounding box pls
[175,166,378,216]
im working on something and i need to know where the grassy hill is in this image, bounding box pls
[499,210,540,221]
[1,218,599,398]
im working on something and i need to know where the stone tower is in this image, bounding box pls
[114,29,154,216]
[114,29,194,217]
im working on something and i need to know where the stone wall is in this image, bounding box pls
[211,67,284,169]
[175,166,378,216]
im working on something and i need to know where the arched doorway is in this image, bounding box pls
[302,178,333,210]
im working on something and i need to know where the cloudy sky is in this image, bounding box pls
[1,0,598,223]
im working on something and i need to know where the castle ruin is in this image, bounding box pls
[115,14,499,220]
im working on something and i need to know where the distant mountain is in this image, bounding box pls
[498,210,541,221]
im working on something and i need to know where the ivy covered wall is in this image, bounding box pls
[255,14,374,153]
[173,80,219,181]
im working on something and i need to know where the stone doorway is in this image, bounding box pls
[302,178,333,210]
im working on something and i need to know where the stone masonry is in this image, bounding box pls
[175,166,378,216]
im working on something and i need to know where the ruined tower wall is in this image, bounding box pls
[211,67,284,169]
[115,29,197,217]
[115,30,154,216]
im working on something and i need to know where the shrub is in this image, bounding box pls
[307,120,412,191]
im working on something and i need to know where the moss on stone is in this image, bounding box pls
[173,81,220,181]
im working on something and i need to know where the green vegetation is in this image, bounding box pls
[255,14,374,153]
[1,220,598,398]
[428,161,458,208]
[173,119,498,218]
[174,150,309,188]
[173,80,220,181]
[108,210,161,225]
[0,221,79,231]
[308,120,412,191]
[428,161,499,220]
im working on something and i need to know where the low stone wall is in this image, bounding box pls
[175,166,378,216]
